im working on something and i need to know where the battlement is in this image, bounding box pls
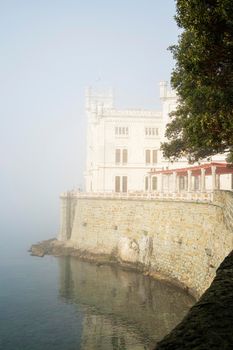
[85,87,114,112]
[159,81,177,100]
[102,108,162,119]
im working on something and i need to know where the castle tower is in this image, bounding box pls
[84,88,115,192]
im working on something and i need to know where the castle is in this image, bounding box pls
[84,82,233,193]
[57,82,233,298]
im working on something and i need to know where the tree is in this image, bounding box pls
[161,0,233,163]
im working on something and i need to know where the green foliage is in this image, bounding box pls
[162,0,233,162]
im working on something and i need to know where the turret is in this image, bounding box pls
[159,81,168,100]
[85,87,114,113]
[159,81,177,101]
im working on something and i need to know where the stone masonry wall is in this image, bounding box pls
[59,192,233,297]
[58,193,77,241]
[213,190,233,233]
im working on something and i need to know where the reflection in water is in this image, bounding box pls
[58,257,194,350]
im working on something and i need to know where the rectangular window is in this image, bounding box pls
[152,176,157,191]
[115,149,128,164]
[145,177,148,191]
[115,126,129,136]
[152,150,157,164]
[145,127,159,137]
[122,149,128,164]
[115,149,121,164]
[115,176,121,192]
[145,150,150,164]
[122,176,128,192]
[145,150,158,164]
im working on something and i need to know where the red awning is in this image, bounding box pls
[149,162,233,177]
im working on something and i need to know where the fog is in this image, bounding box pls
[0,0,179,245]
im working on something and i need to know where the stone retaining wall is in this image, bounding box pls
[213,190,233,233]
[58,193,77,241]
[59,191,233,297]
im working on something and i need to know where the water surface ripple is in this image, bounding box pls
[0,246,194,350]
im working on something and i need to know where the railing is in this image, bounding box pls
[61,190,214,203]
[103,109,162,118]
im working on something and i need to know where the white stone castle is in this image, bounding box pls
[57,83,233,298]
[84,82,233,194]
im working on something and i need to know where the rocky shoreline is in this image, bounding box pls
[29,238,154,272]
[30,240,233,349]
[30,238,141,266]
[29,238,196,297]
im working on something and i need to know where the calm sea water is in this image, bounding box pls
[0,230,195,350]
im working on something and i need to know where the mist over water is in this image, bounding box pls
[59,258,194,349]
[0,224,194,350]
[0,0,178,243]
[0,1,186,349]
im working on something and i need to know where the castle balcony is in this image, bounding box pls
[61,190,214,203]
[148,162,233,197]
[61,162,233,204]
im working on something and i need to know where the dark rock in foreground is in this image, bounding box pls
[154,250,233,350]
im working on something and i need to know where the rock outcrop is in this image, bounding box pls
[154,250,233,349]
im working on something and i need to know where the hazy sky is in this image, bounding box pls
[0,0,179,241]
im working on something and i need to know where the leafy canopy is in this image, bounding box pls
[162,0,233,162]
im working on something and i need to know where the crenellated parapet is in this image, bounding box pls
[159,81,177,101]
